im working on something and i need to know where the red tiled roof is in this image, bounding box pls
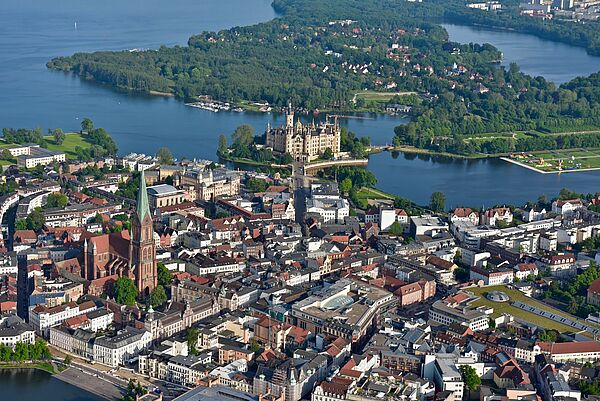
[589,278,600,295]
[452,207,475,218]
[14,230,37,242]
[548,341,600,355]
[64,314,90,327]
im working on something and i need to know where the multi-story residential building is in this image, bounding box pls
[470,266,514,286]
[365,206,409,230]
[533,355,581,401]
[380,350,422,374]
[265,107,341,162]
[551,199,584,215]
[433,358,464,401]
[43,202,122,228]
[29,300,97,337]
[537,341,600,363]
[538,253,576,278]
[480,207,513,227]
[450,208,479,226]
[14,145,66,168]
[305,184,349,224]
[0,315,35,348]
[86,308,115,332]
[185,254,243,276]
[253,353,328,401]
[514,263,539,281]
[167,354,212,386]
[0,252,17,275]
[93,327,152,367]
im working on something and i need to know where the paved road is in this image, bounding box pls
[50,346,184,401]
[55,366,126,401]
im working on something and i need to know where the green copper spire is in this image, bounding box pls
[136,169,151,222]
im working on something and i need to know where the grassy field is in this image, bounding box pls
[0,361,57,374]
[353,90,417,103]
[44,133,92,158]
[468,285,600,334]
[355,187,396,202]
[0,132,93,163]
[506,147,600,173]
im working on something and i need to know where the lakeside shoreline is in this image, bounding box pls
[0,361,57,374]
[500,156,600,174]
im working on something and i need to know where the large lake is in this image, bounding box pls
[0,369,102,401]
[1,0,600,206]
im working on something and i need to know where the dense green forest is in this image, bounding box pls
[46,0,600,156]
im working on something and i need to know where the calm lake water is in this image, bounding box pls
[0,369,102,401]
[1,1,600,207]
[443,23,600,84]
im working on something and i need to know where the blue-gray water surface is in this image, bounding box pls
[0,369,102,401]
[1,1,600,206]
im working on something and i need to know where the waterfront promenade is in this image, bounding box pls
[55,366,125,401]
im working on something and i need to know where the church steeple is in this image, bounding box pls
[136,169,151,223]
[130,168,157,295]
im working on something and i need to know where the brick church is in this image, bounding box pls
[82,170,158,295]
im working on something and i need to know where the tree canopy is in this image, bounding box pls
[157,147,174,165]
[114,276,139,306]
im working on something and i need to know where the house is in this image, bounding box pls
[450,208,479,226]
[588,277,600,307]
[480,208,513,227]
[470,266,514,286]
[538,253,576,278]
[552,199,584,215]
[522,207,547,222]
[514,263,538,281]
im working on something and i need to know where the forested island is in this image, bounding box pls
[46,0,600,157]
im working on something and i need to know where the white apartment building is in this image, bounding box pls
[86,308,114,332]
[434,358,464,401]
[167,353,212,386]
[470,267,514,286]
[93,327,152,367]
[0,316,35,348]
[29,301,97,337]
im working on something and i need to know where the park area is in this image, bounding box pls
[467,285,600,336]
[503,147,600,173]
[0,132,93,165]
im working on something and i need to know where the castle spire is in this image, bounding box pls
[136,169,151,223]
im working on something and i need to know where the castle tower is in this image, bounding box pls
[130,170,157,295]
[285,102,294,128]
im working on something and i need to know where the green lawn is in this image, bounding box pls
[468,285,600,335]
[354,90,417,104]
[0,132,93,162]
[355,187,395,202]
[44,133,92,158]
[507,147,600,172]
[0,361,56,374]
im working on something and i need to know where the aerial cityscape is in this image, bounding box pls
[1,0,600,401]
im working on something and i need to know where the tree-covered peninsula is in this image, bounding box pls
[47,0,600,156]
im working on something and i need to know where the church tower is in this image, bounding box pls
[130,170,157,295]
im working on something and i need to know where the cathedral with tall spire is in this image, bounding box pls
[129,169,157,295]
[82,171,157,296]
